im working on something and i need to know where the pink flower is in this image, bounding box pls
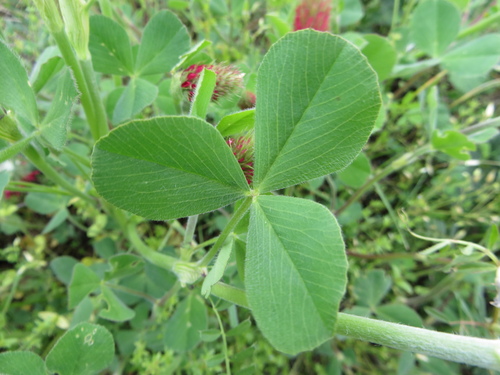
[3,170,40,199]
[227,136,254,185]
[180,64,244,101]
[294,0,331,32]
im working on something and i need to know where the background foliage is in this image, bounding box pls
[0,0,499,373]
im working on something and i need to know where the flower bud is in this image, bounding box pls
[180,64,244,102]
[0,114,23,143]
[238,91,256,110]
[227,134,254,185]
[294,0,332,32]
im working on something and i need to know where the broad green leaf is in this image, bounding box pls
[246,195,347,354]
[432,130,476,160]
[201,237,233,297]
[254,31,380,193]
[112,77,158,125]
[217,109,255,137]
[375,303,423,327]
[361,34,397,81]
[40,69,78,150]
[0,351,46,375]
[337,152,371,188]
[135,10,190,75]
[164,294,208,352]
[441,34,500,92]
[190,68,216,118]
[104,254,144,281]
[92,116,249,220]
[45,322,114,375]
[50,256,78,285]
[410,0,461,57]
[99,285,136,322]
[0,40,38,125]
[89,15,134,75]
[42,207,69,234]
[68,263,101,308]
[353,269,392,308]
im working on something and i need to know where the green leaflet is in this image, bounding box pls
[254,30,380,193]
[246,195,347,354]
[92,116,249,220]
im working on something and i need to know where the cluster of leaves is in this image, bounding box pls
[0,0,499,374]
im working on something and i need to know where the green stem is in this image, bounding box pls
[209,298,231,375]
[51,30,97,139]
[335,313,500,371]
[80,59,109,139]
[460,116,500,136]
[198,197,252,267]
[182,215,199,249]
[23,145,94,203]
[458,11,500,39]
[1,266,26,316]
[209,284,500,371]
[126,223,177,270]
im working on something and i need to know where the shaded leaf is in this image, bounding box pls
[68,264,101,309]
[135,10,190,75]
[0,351,46,375]
[99,285,135,322]
[353,269,392,308]
[217,109,255,137]
[164,294,208,352]
[432,130,476,160]
[361,34,397,81]
[40,68,79,150]
[410,0,461,57]
[112,77,158,125]
[45,322,114,375]
[441,34,500,92]
[89,15,134,75]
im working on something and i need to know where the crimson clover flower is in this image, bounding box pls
[180,64,244,101]
[294,0,332,32]
[4,170,40,199]
[227,135,254,185]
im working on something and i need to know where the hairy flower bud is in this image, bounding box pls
[227,135,254,185]
[238,91,256,110]
[294,0,332,32]
[33,0,64,33]
[180,64,244,101]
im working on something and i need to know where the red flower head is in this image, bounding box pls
[227,135,254,185]
[180,64,244,102]
[294,0,332,32]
